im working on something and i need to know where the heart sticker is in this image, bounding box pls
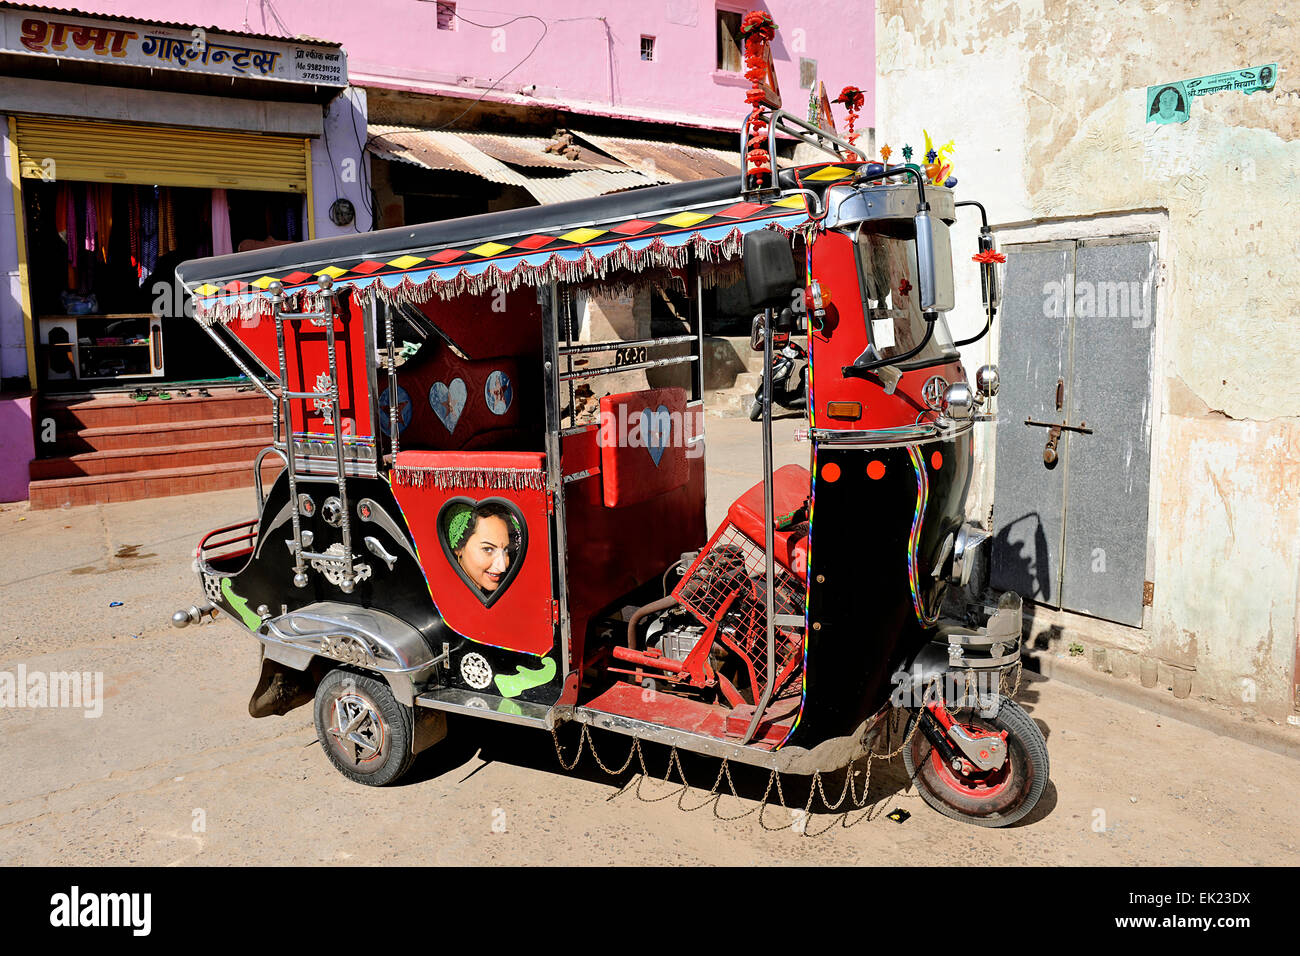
[641,405,671,466]
[429,378,467,433]
[436,497,528,608]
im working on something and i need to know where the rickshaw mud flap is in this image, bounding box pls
[564,707,887,775]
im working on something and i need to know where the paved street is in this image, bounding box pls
[1,414,1297,866]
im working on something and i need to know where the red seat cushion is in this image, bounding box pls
[727,464,811,571]
[598,387,689,508]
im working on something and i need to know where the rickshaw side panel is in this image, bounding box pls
[391,452,557,659]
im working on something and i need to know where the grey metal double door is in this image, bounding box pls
[990,236,1158,627]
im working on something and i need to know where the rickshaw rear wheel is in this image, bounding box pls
[313,668,416,787]
[902,696,1048,828]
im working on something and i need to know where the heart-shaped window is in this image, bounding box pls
[436,497,528,608]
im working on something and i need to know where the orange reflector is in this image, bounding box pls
[867,460,886,480]
[931,450,943,470]
[821,462,841,482]
[826,401,861,420]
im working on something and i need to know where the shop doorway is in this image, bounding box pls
[23,180,304,393]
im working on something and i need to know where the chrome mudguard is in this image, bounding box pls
[257,601,445,706]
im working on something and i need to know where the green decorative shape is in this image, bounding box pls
[498,699,524,717]
[494,656,556,698]
[221,578,262,631]
[447,507,473,548]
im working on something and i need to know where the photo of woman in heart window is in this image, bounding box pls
[444,501,522,595]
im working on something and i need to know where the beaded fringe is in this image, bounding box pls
[392,466,548,491]
[195,224,793,326]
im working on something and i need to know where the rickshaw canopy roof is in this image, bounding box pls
[177,165,847,324]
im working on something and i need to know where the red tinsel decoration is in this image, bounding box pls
[972,250,1007,264]
[834,85,865,158]
[740,11,778,186]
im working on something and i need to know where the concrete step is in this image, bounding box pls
[42,415,272,455]
[706,387,759,419]
[40,387,271,431]
[29,437,273,480]
[733,371,764,391]
[702,335,764,390]
[28,458,283,510]
[716,335,766,374]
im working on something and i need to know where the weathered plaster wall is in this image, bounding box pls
[876,0,1300,717]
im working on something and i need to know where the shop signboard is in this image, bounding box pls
[0,7,346,87]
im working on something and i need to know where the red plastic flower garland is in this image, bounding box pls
[971,250,1007,264]
[834,85,865,158]
[740,11,778,185]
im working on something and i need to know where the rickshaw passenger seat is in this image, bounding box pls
[727,464,811,571]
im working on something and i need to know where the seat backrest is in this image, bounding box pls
[382,342,524,450]
[598,386,689,508]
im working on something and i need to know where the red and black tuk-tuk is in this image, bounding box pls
[171,45,1047,827]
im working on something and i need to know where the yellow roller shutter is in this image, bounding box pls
[14,117,310,193]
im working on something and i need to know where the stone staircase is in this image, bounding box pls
[27,387,279,510]
[704,335,765,418]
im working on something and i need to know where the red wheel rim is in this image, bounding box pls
[927,728,1013,799]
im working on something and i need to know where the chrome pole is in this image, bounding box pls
[741,305,778,745]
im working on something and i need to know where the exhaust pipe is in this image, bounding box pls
[171,602,217,628]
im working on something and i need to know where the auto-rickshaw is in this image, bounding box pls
[171,35,1048,827]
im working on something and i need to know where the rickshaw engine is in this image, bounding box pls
[645,614,707,662]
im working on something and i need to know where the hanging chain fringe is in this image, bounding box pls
[550,662,1025,836]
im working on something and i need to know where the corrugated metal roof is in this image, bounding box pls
[572,131,742,183]
[367,125,666,204]
[523,169,663,204]
[0,1,343,46]
[455,132,627,172]
[369,125,520,184]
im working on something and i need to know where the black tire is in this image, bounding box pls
[748,397,764,422]
[313,668,416,787]
[902,696,1048,828]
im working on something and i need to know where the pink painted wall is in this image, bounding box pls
[64,1,875,130]
[0,395,34,501]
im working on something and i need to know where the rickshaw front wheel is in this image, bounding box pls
[902,695,1048,828]
[314,668,417,787]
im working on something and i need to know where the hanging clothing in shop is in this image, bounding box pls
[210,188,233,257]
[158,187,177,256]
[140,187,159,284]
[62,184,78,288]
[286,204,300,242]
[128,186,142,282]
[93,184,113,262]
[84,187,97,257]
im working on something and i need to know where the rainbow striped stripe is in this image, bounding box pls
[906,446,941,627]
